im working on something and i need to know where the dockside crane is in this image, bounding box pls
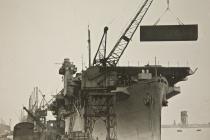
[93,26,109,66]
[23,106,46,130]
[83,1,155,140]
[93,0,154,67]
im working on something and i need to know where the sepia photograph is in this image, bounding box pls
[0,0,209,140]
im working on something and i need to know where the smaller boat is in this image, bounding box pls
[177,129,183,132]
[196,129,202,131]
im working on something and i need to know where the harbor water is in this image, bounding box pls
[162,128,210,140]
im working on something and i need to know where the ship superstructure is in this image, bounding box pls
[48,59,193,140]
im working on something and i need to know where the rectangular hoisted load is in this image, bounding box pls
[140,24,198,41]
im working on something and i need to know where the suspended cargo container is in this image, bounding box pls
[140,24,198,41]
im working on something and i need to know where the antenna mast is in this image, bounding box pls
[88,25,91,67]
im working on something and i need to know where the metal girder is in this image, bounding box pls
[140,25,198,41]
[84,91,117,140]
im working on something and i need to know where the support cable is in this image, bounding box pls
[154,0,184,25]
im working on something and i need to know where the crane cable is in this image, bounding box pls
[154,0,184,25]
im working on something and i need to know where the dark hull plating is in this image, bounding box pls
[94,77,168,140]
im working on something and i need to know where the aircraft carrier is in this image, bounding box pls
[12,0,197,140]
[82,65,194,140]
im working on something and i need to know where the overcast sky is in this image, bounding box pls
[0,0,210,127]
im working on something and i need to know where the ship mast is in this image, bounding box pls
[88,25,91,67]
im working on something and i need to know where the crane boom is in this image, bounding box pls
[23,106,46,129]
[93,26,109,66]
[106,0,154,66]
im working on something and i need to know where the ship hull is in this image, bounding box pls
[116,78,168,140]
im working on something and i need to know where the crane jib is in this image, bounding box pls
[105,0,154,66]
